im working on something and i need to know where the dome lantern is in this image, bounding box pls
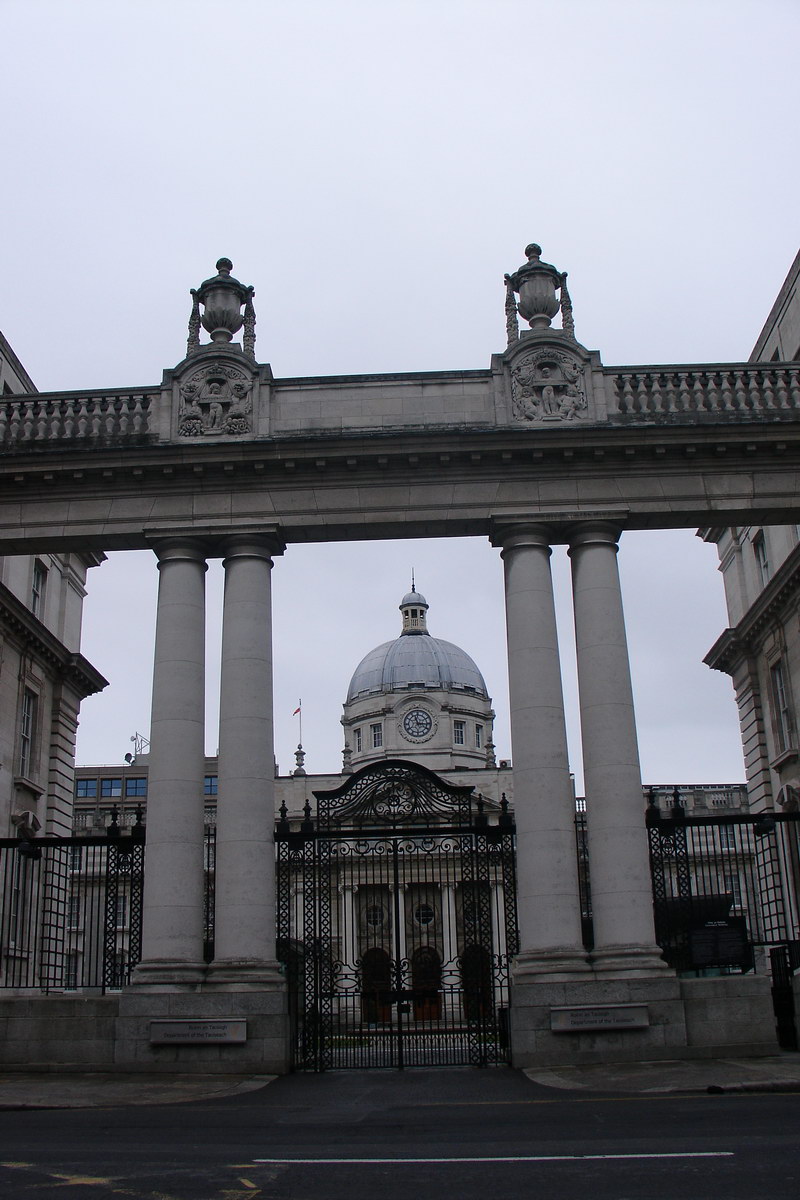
[399,585,429,636]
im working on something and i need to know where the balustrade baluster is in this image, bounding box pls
[775,368,790,410]
[649,373,663,414]
[676,372,692,412]
[90,400,102,438]
[663,372,677,413]
[104,398,117,437]
[762,369,776,411]
[703,372,720,414]
[634,374,649,414]
[0,403,9,446]
[22,399,35,440]
[8,401,22,441]
[35,400,49,440]
[788,367,800,409]
[131,394,146,434]
[76,397,89,437]
[733,370,748,412]
[691,374,706,413]
[63,398,76,438]
[745,369,761,411]
[720,371,734,411]
[50,400,63,438]
[117,396,131,436]
[618,374,634,414]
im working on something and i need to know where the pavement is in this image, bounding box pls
[0,1054,799,1108]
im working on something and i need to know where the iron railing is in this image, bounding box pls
[0,831,144,992]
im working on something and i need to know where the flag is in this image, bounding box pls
[292,704,301,716]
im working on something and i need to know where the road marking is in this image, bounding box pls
[251,1152,734,1164]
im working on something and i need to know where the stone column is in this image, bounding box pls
[568,522,665,974]
[135,538,208,985]
[492,523,588,976]
[207,533,285,986]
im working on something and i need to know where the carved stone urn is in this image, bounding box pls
[507,243,562,330]
[192,258,255,344]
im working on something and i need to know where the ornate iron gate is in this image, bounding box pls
[276,761,518,1071]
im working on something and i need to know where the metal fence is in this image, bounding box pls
[0,831,144,992]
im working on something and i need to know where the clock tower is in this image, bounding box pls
[341,588,495,772]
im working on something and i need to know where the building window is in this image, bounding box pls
[475,724,483,749]
[69,845,83,872]
[31,560,47,618]
[113,895,128,929]
[125,777,147,797]
[354,727,362,753]
[204,775,218,796]
[76,778,97,799]
[723,871,743,908]
[718,824,737,850]
[18,688,37,778]
[370,723,383,749]
[753,531,770,588]
[770,660,794,754]
[64,952,79,991]
[100,778,122,798]
[453,720,465,746]
[67,896,81,929]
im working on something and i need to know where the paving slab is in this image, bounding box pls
[525,1054,800,1094]
[0,1072,276,1109]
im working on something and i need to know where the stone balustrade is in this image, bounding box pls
[0,390,154,446]
[610,364,800,420]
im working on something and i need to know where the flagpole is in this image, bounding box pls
[298,700,302,748]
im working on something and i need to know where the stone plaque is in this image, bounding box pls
[149,1019,247,1045]
[550,1004,649,1033]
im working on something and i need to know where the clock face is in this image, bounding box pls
[402,708,433,739]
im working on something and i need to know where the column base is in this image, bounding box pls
[204,960,285,990]
[589,944,670,978]
[129,960,208,990]
[511,948,592,982]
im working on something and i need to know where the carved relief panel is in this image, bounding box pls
[176,359,255,438]
[509,346,587,423]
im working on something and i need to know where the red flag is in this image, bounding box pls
[292,705,301,716]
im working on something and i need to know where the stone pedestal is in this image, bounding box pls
[115,988,290,1074]
[510,974,687,1067]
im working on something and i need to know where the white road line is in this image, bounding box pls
[252,1152,734,1164]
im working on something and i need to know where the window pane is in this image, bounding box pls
[204,776,218,795]
[100,778,122,797]
[76,778,97,798]
[125,777,147,797]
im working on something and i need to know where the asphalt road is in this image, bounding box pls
[1,1068,798,1199]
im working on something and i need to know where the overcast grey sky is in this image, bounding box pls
[2,0,798,786]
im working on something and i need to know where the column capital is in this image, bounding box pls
[220,531,286,564]
[490,520,554,556]
[567,521,622,555]
[150,536,210,567]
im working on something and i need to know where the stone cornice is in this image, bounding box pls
[704,543,800,674]
[0,581,108,697]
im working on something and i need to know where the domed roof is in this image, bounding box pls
[400,589,428,608]
[347,590,488,702]
[347,636,488,701]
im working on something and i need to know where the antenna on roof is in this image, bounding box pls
[411,568,415,591]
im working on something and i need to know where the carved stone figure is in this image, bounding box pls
[510,349,587,422]
[177,362,254,437]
